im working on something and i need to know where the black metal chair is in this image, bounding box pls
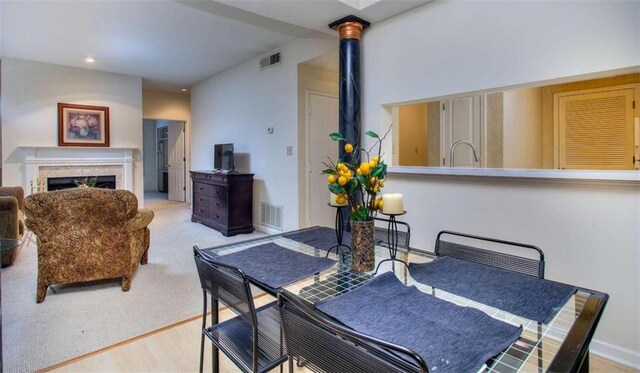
[434,230,545,278]
[277,290,429,373]
[434,231,546,370]
[193,246,287,373]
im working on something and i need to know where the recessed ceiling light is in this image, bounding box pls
[85,57,96,63]
[181,88,188,92]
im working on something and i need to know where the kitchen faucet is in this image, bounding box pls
[449,140,480,167]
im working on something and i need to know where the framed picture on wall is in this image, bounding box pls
[58,103,110,147]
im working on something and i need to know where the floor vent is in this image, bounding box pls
[260,202,283,230]
[259,51,281,70]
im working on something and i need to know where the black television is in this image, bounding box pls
[214,143,234,171]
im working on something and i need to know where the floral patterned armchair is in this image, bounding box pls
[23,188,154,303]
[0,186,25,266]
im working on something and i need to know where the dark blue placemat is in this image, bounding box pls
[208,243,336,290]
[317,273,522,373]
[283,226,351,251]
[409,256,577,324]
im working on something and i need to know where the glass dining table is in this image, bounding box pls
[204,227,607,373]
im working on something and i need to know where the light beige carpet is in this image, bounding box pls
[1,193,265,372]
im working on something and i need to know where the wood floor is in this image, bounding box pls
[46,293,635,373]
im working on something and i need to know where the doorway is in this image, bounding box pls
[306,92,339,227]
[142,119,186,202]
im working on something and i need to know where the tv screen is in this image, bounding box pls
[214,143,234,171]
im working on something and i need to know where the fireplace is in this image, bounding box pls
[47,175,117,191]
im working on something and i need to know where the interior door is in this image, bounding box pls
[168,121,186,201]
[442,96,483,167]
[308,93,339,228]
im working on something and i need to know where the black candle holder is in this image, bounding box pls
[374,211,409,274]
[326,203,352,258]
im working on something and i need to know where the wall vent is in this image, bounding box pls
[260,202,283,230]
[259,51,281,70]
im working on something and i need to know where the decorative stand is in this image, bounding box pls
[326,204,352,258]
[374,211,409,274]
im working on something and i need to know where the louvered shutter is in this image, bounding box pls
[558,88,635,170]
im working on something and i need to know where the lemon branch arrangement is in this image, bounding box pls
[323,128,390,221]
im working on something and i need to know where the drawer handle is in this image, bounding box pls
[215,215,220,218]
[216,190,220,194]
[199,187,204,191]
[199,209,204,213]
[200,198,204,202]
[216,202,220,206]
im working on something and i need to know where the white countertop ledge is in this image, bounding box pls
[388,166,640,183]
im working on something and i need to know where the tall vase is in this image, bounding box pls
[351,219,375,272]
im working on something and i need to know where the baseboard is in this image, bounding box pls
[590,338,640,370]
[254,224,282,235]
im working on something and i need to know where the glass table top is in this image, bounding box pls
[205,227,604,373]
[0,238,22,253]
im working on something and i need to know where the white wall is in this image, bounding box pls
[503,87,543,169]
[191,37,335,232]
[142,119,157,191]
[1,58,144,201]
[363,0,640,367]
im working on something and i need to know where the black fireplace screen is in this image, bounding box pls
[46,175,116,191]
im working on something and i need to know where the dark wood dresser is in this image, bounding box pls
[190,171,254,236]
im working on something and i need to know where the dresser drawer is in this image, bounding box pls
[192,204,210,217]
[193,182,227,199]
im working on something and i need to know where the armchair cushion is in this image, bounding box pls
[23,187,154,302]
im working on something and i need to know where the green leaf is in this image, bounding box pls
[356,174,368,187]
[364,130,379,139]
[328,184,345,195]
[346,178,358,194]
[330,132,344,141]
[321,168,335,175]
[371,163,387,178]
[349,206,369,221]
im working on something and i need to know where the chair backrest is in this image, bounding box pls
[23,188,138,236]
[374,217,411,249]
[435,230,545,278]
[193,246,257,326]
[278,290,428,373]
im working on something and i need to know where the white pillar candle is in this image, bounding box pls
[382,193,404,214]
[330,193,348,206]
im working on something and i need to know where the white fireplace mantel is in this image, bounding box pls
[20,146,138,194]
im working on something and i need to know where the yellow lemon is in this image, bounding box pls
[344,143,354,153]
[328,175,336,184]
[356,168,362,175]
[338,176,347,186]
[369,160,376,168]
[372,156,380,163]
[360,162,370,174]
[380,181,385,188]
[378,199,383,210]
[336,195,346,204]
[370,177,377,185]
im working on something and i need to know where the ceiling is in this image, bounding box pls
[0,0,432,91]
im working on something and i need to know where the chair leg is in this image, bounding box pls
[288,357,294,373]
[199,292,207,373]
[140,247,149,265]
[211,295,219,373]
[121,274,132,291]
[36,282,48,303]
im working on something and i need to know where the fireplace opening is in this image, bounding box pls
[47,175,117,191]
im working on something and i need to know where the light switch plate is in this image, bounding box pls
[286,146,293,156]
